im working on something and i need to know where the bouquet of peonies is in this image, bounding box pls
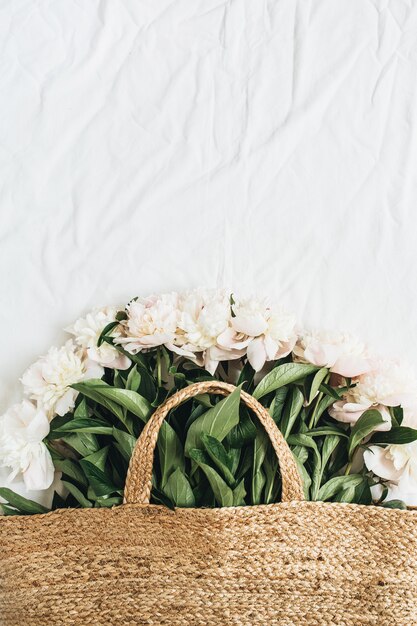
[1,289,417,515]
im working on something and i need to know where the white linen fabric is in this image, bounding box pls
[1,0,417,411]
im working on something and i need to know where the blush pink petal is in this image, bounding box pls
[217,328,251,350]
[381,392,417,408]
[328,401,369,425]
[276,337,296,359]
[231,314,268,337]
[330,356,371,378]
[304,342,340,368]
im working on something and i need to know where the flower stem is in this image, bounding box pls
[344,461,352,476]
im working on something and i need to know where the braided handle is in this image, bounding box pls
[123,381,304,505]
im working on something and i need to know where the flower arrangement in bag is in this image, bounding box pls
[1,289,417,515]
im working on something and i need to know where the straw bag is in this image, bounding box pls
[1,381,417,626]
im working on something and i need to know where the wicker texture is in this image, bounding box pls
[1,383,417,625]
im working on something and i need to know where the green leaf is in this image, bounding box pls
[53,458,88,486]
[53,418,113,436]
[225,407,257,448]
[291,450,311,499]
[354,479,372,505]
[391,406,404,427]
[164,468,195,507]
[71,382,126,424]
[61,432,100,456]
[237,361,255,389]
[62,481,92,508]
[112,427,137,461]
[185,386,241,456]
[304,426,348,438]
[321,435,341,474]
[74,397,89,418]
[126,366,141,392]
[317,474,365,501]
[83,446,109,472]
[306,368,329,405]
[288,433,322,500]
[151,487,176,510]
[201,434,236,486]
[269,387,288,424]
[189,449,234,507]
[280,387,304,439]
[312,395,335,423]
[158,421,185,487]
[95,496,123,508]
[232,479,247,506]
[348,409,385,458]
[78,460,119,497]
[370,426,417,445]
[73,380,151,422]
[381,499,407,510]
[97,321,119,346]
[263,453,279,504]
[0,504,23,516]
[0,488,49,515]
[251,429,269,505]
[253,363,319,399]
[333,486,357,503]
[319,383,347,400]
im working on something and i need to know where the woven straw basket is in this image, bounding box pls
[1,381,417,626]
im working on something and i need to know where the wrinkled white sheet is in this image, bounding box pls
[1,0,417,410]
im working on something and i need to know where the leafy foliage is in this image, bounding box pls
[1,346,410,515]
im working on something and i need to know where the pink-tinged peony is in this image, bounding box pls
[67,306,130,370]
[218,296,296,372]
[21,340,104,419]
[293,330,371,378]
[329,359,417,430]
[0,400,54,491]
[116,293,179,354]
[364,442,417,506]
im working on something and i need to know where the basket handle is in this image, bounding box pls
[123,381,304,505]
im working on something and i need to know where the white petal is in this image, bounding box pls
[55,388,77,416]
[328,401,369,425]
[232,314,268,337]
[23,444,55,491]
[331,356,371,378]
[384,481,417,507]
[304,342,340,368]
[363,446,402,482]
[246,338,267,372]
[25,409,50,443]
[83,360,104,380]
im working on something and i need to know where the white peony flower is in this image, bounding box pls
[172,289,236,374]
[117,293,179,354]
[66,306,130,370]
[21,340,104,419]
[218,296,297,372]
[364,442,417,506]
[293,330,371,378]
[0,467,64,513]
[177,289,230,349]
[0,400,55,491]
[329,359,417,431]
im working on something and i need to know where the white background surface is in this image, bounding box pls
[1,0,417,411]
